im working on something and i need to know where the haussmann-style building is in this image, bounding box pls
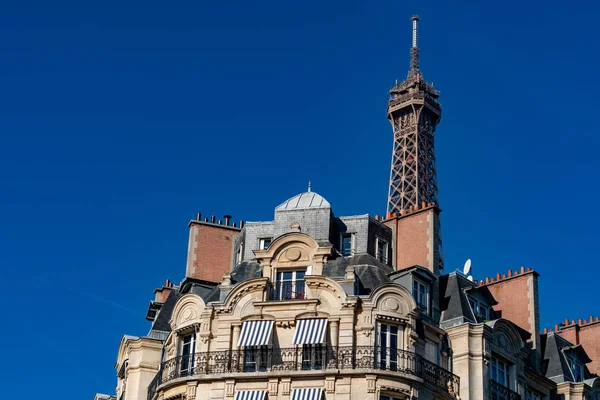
[94,16,600,400]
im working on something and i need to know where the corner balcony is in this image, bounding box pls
[148,346,460,400]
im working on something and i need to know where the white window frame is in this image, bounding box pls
[273,269,306,300]
[376,321,404,369]
[180,332,197,374]
[340,233,354,256]
[490,356,511,389]
[236,243,244,264]
[376,237,388,264]
[570,357,584,382]
[413,278,430,315]
[259,237,272,250]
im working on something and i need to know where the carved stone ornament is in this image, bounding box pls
[285,247,302,261]
[495,332,510,351]
[180,307,197,324]
[383,297,400,311]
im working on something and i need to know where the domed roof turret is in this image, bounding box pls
[275,190,330,211]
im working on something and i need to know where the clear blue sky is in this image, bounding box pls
[1,1,598,398]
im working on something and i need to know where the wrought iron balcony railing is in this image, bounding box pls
[489,379,521,400]
[147,346,460,400]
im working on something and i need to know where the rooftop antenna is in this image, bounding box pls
[307,172,312,193]
[463,259,473,281]
[409,15,420,75]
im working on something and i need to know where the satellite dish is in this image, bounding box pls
[467,275,474,282]
[463,259,472,276]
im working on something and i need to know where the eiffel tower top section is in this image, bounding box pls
[388,16,441,117]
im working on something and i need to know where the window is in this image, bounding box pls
[243,345,269,372]
[376,238,388,264]
[236,244,243,264]
[380,396,404,400]
[526,390,541,400]
[490,356,511,388]
[413,279,430,314]
[180,333,196,375]
[377,323,402,371]
[302,344,325,370]
[259,238,272,250]
[273,270,306,300]
[340,233,353,256]
[570,357,584,382]
[469,297,490,322]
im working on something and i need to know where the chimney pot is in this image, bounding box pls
[218,220,222,225]
[401,210,407,215]
[240,220,245,228]
[572,320,576,325]
[578,319,583,325]
[224,215,232,225]
[480,281,484,286]
[596,317,600,322]
[428,202,432,207]
[584,320,588,324]
[515,271,519,276]
[508,270,513,277]
[520,266,525,273]
[543,328,548,334]
[485,277,490,284]
[502,274,506,279]
[375,215,380,221]
[555,324,559,332]
[496,273,501,280]
[565,318,570,326]
[409,206,414,212]
[204,217,208,222]
[590,315,594,324]
[386,212,392,218]
[196,212,201,221]
[527,267,532,272]
[232,222,237,228]
[422,201,426,209]
[211,215,216,223]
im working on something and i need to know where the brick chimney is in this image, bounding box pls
[484,267,541,368]
[185,213,242,283]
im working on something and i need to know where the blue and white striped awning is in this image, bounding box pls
[292,319,328,344]
[234,391,267,400]
[291,388,323,400]
[237,320,274,347]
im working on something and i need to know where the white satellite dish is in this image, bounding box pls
[463,259,472,275]
[467,275,474,282]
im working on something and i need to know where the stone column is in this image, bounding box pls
[232,324,241,350]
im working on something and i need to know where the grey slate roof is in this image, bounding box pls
[439,272,477,328]
[230,260,263,283]
[542,332,593,383]
[148,289,182,334]
[324,254,393,295]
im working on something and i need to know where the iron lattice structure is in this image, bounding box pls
[387,16,442,215]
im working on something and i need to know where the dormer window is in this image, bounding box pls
[376,238,388,264]
[259,238,272,250]
[340,233,354,256]
[570,357,584,382]
[413,279,430,315]
[469,297,490,322]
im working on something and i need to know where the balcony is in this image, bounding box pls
[148,346,460,400]
[489,379,521,400]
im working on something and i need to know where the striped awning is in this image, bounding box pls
[237,320,274,347]
[292,319,328,344]
[234,391,267,400]
[291,388,323,400]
